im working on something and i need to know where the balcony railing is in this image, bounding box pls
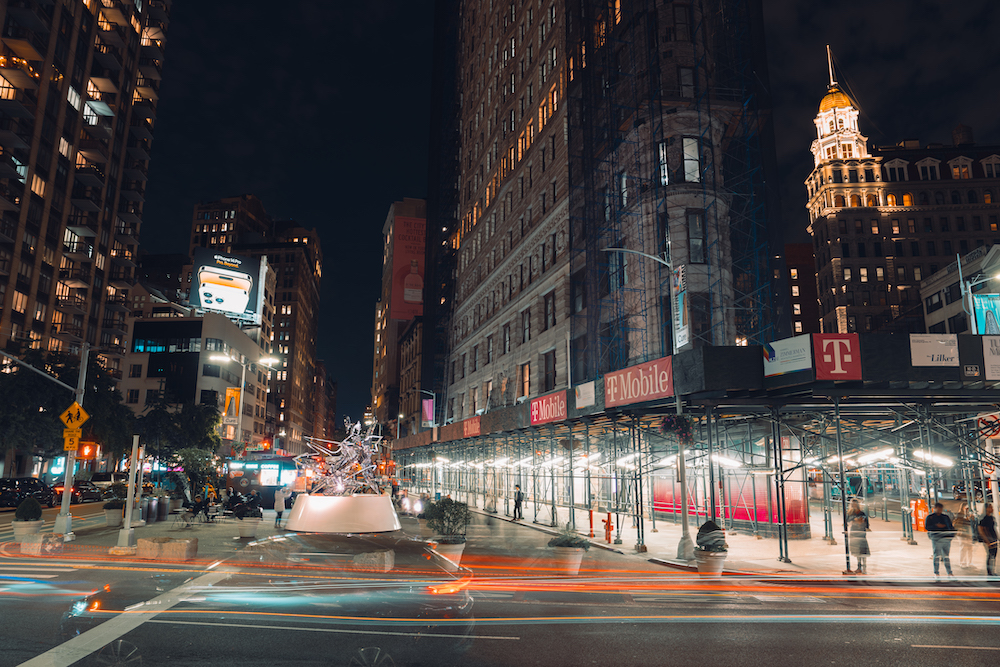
[59,267,91,286]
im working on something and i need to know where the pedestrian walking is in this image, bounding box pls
[978,503,998,576]
[846,499,870,574]
[925,502,956,578]
[273,486,290,528]
[953,502,974,568]
[513,484,524,520]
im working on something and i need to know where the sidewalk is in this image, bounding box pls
[462,498,993,579]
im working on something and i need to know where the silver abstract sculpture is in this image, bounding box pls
[296,419,384,496]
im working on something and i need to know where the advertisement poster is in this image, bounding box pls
[672,266,690,351]
[421,397,435,428]
[223,387,241,426]
[763,335,812,377]
[390,216,426,320]
[909,334,959,367]
[190,247,263,323]
[812,333,862,381]
[973,294,1000,335]
[983,337,1000,381]
[574,381,596,409]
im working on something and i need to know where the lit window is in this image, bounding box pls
[791,286,800,296]
[794,322,803,333]
[793,304,801,315]
[790,268,798,280]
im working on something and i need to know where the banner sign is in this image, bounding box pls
[812,334,862,381]
[984,336,1000,381]
[604,356,673,408]
[530,390,567,425]
[672,266,690,351]
[462,415,481,438]
[574,381,596,408]
[421,398,435,428]
[390,216,426,320]
[909,334,959,367]
[973,294,1000,335]
[763,335,812,377]
[223,387,241,426]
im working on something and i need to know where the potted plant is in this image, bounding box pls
[547,524,591,575]
[234,502,263,538]
[12,496,44,541]
[694,520,728,578]
[103,498,126,527]
[424,497,471,570]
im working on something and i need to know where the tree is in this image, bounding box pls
[171,447,218,496]
[174,402,223,452]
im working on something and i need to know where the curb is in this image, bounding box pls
[469,507,626,554]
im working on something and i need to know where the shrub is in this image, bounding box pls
[107,481,128,500]
[424,497,471,543]
[103,498,126,510]
[14,496,43,522]
[548,523,590,550]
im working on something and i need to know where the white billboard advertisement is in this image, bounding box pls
[190,247,266,324]
[909,334,959,367]
[763,335,812,377]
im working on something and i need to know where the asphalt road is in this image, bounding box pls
[0,513,997,666]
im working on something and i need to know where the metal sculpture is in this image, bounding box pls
[296,419,384,496]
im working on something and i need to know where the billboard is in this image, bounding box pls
[973,294,1000,335]
[530,390,567,425]
[763,335,812,377]
[909,334,959,367]
[190,247,265,324]
[604,356,673,408]
[672,266,690,351]
[390,216,426,320]
[813,333,862,381]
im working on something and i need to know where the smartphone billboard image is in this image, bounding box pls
[190,247,263,323]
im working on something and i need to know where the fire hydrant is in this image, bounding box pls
[602,513,614,543]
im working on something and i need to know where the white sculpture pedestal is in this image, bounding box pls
[285,494,401,533]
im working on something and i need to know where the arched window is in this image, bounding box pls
[934,191,945,204]
[969,190,979,204]
[986,190,994,204]
[902,193,914,206]
[866,194,879,207]
[850,194,862,207]
[834,195,846,207]
[828,121,835,134]
[886,193,897,206]
[838,118,844,129]
[918,192,929,205]
[951,191,961,204]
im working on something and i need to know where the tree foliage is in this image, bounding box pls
[170,447,218,496]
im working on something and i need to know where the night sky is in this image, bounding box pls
[140,0,999,422]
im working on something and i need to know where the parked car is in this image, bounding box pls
[61,533,474,666]
[2,478,57,508]
[52,480,104,504]
[89,472,128,490]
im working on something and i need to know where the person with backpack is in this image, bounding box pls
[978,503,998,576]
[513,484,524,520]
[953,502,974,568]
[925,502,956,579]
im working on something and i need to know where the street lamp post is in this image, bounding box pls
[601,247,694,561]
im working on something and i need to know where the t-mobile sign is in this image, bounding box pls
[604,356,674,408]
[813,334,862,381]
[530,390,567,425]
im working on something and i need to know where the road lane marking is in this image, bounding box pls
[912,645,1000,650]
[145,618,519,640]
[0,573,59,579]
[17,570,229,667]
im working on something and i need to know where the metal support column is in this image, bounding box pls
[835,399,852,573]
[772,408,791,563]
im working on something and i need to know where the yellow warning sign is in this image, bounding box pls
[59,402,89,428]
[63,428,82,451]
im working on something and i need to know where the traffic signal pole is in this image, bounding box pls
[53,344,89,540]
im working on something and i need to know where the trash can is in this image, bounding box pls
[146,497,158,524]
[157,497,169,520]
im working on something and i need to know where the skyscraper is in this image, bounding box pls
[0,0,171,373]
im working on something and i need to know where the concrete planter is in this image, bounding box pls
[137,537,198,561]
[11,520,43,542]
[20,533,64,556]
[551,546,586,575]
[694,550,728,578]
[433,541,466,571]
[236,517,261,538]
[105,509,123,527]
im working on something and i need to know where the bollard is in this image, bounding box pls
[589,508,595,538]
[602,513,614,543]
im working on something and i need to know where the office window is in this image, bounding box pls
[519,362,530,398]
[790,268,798,280]
[460,354,466,379]
[914,267,922,281]
[571,270,586,313]
[503,323,511,353]
[793,304,801,315]
[876,267,885,281]
[521,309,531,343]
[794,322,803,333]
[859,268,868,283]
[843,267,852,282]
[126,389,139,404]
[658,141,669,185]
[688,211,705,263]
[948,312,968,334]
[543,350,556,391]
[791,286,800,296]
[682,137,701,183]
[486,336,493,364]
[129,364,142,378]
[543,291,556,330]
[471,346,478,372]
[470,386,478,414]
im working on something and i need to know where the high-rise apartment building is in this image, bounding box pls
[784,244,820,335]
[188,194,270,258]
[0,0,170,373]
[805,74,1000,334]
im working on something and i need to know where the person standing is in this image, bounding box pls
[925,502,956,578]
[978,503,998,576]
[513,484,524,520]
[273,487,290,528]
[953,502,974,568]
[846,499,870,574]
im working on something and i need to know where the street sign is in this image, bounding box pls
[978,414,1000,438]
[59,401,90,428]
[63,428,82,451]
[984,461,996,475]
